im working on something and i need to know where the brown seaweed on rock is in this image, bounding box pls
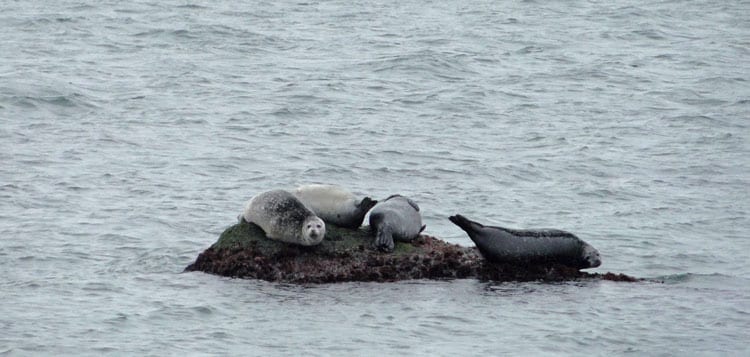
[184,220,639,284]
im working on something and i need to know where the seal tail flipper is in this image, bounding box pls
[374,230,395,252]
[358,197,378,212]
[448,214,484,234]
[404,197,420,211]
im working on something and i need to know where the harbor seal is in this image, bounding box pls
[369,194,425,252]
[292,184,378,229]
[449,214,601,269]
[241,189,326,246]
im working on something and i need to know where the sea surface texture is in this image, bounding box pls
[2,0,749,355]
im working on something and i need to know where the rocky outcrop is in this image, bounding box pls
[184,221,638,284]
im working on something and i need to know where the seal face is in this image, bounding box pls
[292,184,378,229]
[369,194,425,252]
[241,189,326,246]
[449,214,602,269]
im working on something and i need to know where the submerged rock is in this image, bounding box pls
[184,220,638,284]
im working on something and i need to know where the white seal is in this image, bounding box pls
[292,184,378,229]
[241,189,326,246]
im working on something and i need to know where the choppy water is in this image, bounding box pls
[2,0,749,355]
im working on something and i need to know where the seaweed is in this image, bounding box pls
[185,221,639,284]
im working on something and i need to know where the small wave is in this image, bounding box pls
[632,29,667,40]
[577,189,617,198]
[130,27,199,40]
[69,4,96,11]
[1,80,98,110]
[133,29,164,37]
[91,347,118,353]
[367,50,478,78]
[653,273,750,289]
[192,305,214,315]
[517,45,544,54]
[171,29,197,39]
[175,4,209,10]
[82,282,122,292]
[5,93,89,110]
[656,272,696,283]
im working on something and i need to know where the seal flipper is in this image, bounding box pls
[404,197,420,211]
[370,212,395,252]
[448,214,484,235]
[357,197,378,211]
[374,228,395,252]
[450,214,506,263]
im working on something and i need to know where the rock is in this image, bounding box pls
[184,220,638,284]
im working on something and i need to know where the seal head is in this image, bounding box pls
[300,215,325,245]
[581,243,602,268]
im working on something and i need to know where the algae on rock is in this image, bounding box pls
[185,221,639,284]
[210,220,417,255]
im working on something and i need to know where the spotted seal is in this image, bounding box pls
[449,214,601,269]
[369,194,425,252]
[292,184,377,229]
[241,189,326,246]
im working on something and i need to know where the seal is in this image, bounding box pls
[369,194,425,252]
[240,189,326,246]
[292,184,378,229]
[449,214,601,269]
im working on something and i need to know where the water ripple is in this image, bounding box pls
[1,0,748,355]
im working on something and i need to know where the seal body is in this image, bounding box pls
[369,194,425,252]
[449,214,601,269]
[292,184,377,229]
[241,189,326,246]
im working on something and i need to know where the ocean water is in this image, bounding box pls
[1,0,749,355]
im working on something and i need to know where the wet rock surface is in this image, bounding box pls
[185,221,639,284]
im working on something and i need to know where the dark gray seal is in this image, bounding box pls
[449,214,601,269]
[369,194,425,252]
[292,184,377,229]
[241,189,326,246]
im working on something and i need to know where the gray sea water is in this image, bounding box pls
[2,0,749,355]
